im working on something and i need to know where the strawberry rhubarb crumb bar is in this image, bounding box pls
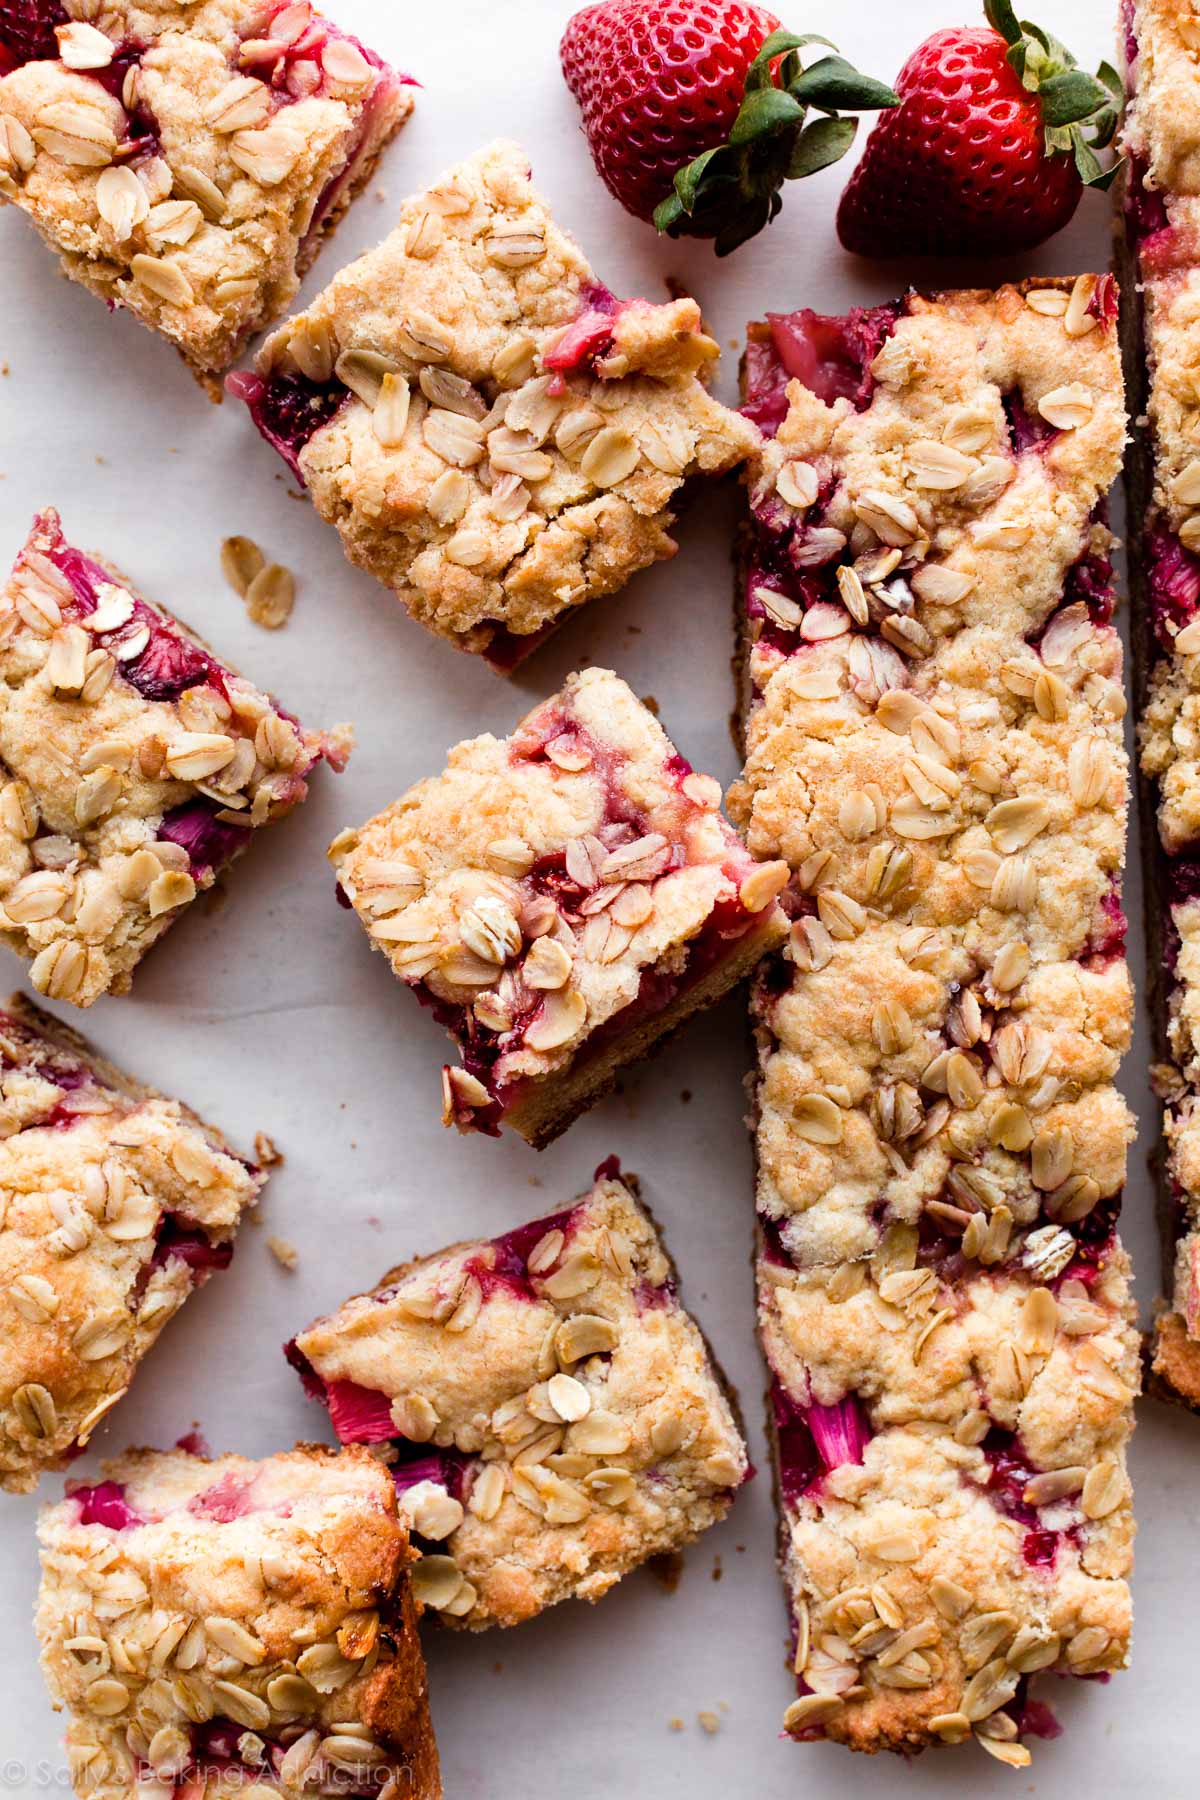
[0,992,261,1492]
[37,1443,441,1798]
[230,139,761,668]
[287,1161,748,1630]
[330,666,788,1147]
[0,0,411,391]
[1121,0,1200,1406]
[731,283,1138,1762]
[0,509,348,1007]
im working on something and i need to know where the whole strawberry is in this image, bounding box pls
[837,0,1122,257]
[561,1,898,255]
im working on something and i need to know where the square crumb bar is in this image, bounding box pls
[0,992,262,1492]
[37,1443,441,1798]
[0,509,348,1007]
[287,1162,748,1630]
[0,0,411,390]
[1122,0,1200,1408]
[330,666,788,1148]
[230,138,761,667]
[732,284,1138,1764]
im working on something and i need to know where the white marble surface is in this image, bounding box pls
[0,1,1192,1794]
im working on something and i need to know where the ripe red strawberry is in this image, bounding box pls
[561,1,898,255]
[837,0,1122,257]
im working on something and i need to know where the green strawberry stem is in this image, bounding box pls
[652,27,898,256]
[982,0,1124,189]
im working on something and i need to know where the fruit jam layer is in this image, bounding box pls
[742,304,903,437]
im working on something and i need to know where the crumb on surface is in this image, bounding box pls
[267,1234,298,1270]
[254,1131,283,1167]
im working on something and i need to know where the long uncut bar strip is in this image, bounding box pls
[729,282,1138,1762]
[1121,0,1200,1405]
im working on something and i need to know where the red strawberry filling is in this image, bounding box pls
[1082,884,1127,966]
[149,1218,234,1281]
[743,304,902,436]
[1146,525,1200,647]
[464,1204,581,1300]
[187,1469,256,1523]
[0,0,66,70]
[1124,154,1173,264]
[179,1721,392,1797]
[391,1450,468,1507]
[157,800,252,876]
[972,1429,1084,1570]
[1003,388,1060,455]
[319,1376,396,1445]
[68,1479,143,1529]
[286,1353,479,1521]
[227,369,347,480]
[40,517,223,703]
[542,283,622,374]
[772,1382,871,1505]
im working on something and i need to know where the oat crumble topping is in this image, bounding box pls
[1123,0,1200,1401]
[0,508,348,1007]
[232,139,761,665]
[330,665,787,1148]
[0,993,262,1492]
[289,1164,748,1629]
[36,1442,441,1797]
[734,281,1137,1761]
[0,0,412,387]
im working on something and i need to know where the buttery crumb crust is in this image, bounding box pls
[0,508,347,1008]
[291,1168,748,1629]
[1124,1,1200,1392]
[0,0,411,386]
[0,991,262,1491]
[330,665,787,1146]
[735,281,1137,1762]
[240,139,761,660]
[36,1443,441,1798]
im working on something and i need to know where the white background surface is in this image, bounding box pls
[0,1,1193,1794]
